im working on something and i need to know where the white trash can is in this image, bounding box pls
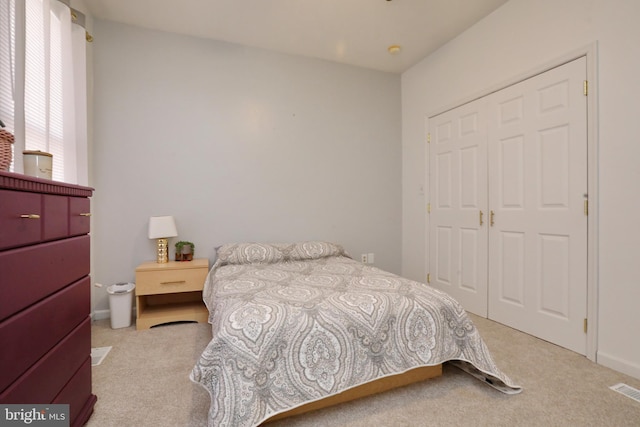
[107,282,135,329]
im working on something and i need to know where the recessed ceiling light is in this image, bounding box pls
[387,45,401,55]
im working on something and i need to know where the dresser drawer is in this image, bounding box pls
[0,236,90,321]
[136,266,207,295]
[42,194,69,241]
[0,190,89,250]
[54,357,95,426]
[69,197,91,236]
[0,189,42,250]
[0,318,90,403]
[0,277,90,392]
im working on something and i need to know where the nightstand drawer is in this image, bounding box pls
[136,267,206,295]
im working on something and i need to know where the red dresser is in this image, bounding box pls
[0,171,96,426]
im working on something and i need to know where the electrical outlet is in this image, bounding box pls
[361,254,368,263]
[368,253,375,264]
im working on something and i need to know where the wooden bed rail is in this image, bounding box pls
[264,364,443,423]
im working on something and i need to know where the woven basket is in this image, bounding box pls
[0,128,14,171]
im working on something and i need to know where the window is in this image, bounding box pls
[0,0,88,185]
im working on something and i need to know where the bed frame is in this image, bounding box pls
[264,364,442,423]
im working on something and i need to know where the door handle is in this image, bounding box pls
[490,210,495,226]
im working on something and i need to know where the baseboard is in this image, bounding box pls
[92,309,110,321]
[598,351,640,380]
[91,308,136,322]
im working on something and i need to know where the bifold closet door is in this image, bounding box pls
[487,57,588,355]
[429,98,488,316]
[428,57,588,354]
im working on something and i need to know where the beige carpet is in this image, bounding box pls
[87,314,640,427]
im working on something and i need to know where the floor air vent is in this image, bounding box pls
[91,346,112,366]
[610,383,640,403]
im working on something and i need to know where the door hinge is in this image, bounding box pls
[584,318,588,333]
[427,203,431,214]
[427,273,431,284]
[583,80,588,96]
[584,200,588,216]
[427,133,431,143]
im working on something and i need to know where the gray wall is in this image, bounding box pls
[91,21,401,313]
[402,0,640,379]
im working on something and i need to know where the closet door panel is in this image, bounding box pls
[497,231,525,306]
[428,98,488,316]
[487,57,588,355]
[435,226,452,286]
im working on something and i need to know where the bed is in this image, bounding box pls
[190,242,521,426]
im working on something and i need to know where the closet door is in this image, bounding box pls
[429,98,488,316]
[487,57,588,355]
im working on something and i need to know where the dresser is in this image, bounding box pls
[0,171,96,426]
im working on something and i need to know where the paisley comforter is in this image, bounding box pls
[190,242,521,426]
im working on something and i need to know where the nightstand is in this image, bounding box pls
[134,258,209,330]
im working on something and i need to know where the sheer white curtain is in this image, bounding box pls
[0,1,17,147]
[0,0,88,185]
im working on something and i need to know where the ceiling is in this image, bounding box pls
[81,0,508,74]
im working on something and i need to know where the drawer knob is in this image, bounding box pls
[79,212,92,217]
[20,214,41,219]
[160,280,187,285]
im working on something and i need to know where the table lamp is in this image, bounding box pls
[148,216,178,263]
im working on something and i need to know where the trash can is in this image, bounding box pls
[107,282,135,329]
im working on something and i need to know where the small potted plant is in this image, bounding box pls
[175,241,195,261]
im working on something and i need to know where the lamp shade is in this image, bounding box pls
[148,216,178,239]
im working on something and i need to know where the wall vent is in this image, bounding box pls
[610,383,640,403]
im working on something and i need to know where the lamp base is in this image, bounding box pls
[156,238,169,263]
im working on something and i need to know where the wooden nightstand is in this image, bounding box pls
[134,258,209,330]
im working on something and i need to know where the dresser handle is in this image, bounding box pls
[20,214,41,219]
[160,280,186,285]
[79,212,91,217]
